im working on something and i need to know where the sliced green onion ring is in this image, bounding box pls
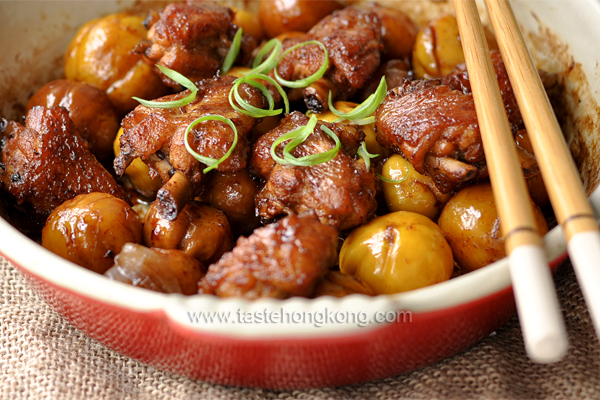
[328,76,388,122]
[351,116,376,126]
[270,116,318,165]
[287,124,340,166]
[184,115,238,174]
[248,38,283,75]
[228,73,290,118]
[270,115,340,167]
[221,28,243,74]
[274,40,329,89]
[378,173,409,184]
[357,141,379,170]
[133,65,197,109]
[230,77,278,117]
[378,157,411,184]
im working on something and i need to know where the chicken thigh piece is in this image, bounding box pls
[114,75,267,220]
[276,6,384,113]
[251,112,377,231]
[0,106,124,225]
[199,214,338,299]
[137,1,256,87]
[375,51,528,193]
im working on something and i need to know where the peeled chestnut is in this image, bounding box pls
[258,0,344,39]
[27,79,119,162]
[105,243,204,295]
[340,211,454,294]
[438,183,549,273]
[360,3,418,60]
[413,15,498,79]
[232,7,264,43]
[144,201,233,265]
[381,154,451,220]
[64,13,169,115]
[42,193,143,274]
[205,169,261,234]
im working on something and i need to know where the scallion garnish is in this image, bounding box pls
[357,141,378,170]
[328,76,387,123]
[274,40,329,89]
[184,115,238,174]
[228,74,290,118]
[352,116,376,126]
[378,173,409,184]
[270,115,340,167]
[247,38,283,75]
[133,65,197,109]
[378,157,411,184]
[221,28,243,74]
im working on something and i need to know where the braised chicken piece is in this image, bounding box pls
[376,80,484,193]
[105,243,204,295]
[137,1,256,87]
[0,106,124,225]
[251,112,377,231]
[442,51,523,129]
[199,214,338,299]
[114,75,267,219]
[375,51,526,193]
[276,6,384,113]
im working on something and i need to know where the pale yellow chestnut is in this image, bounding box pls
[340,211,454,294]
[64,13,168,115]
[232,7,264,43]
[413,15,498,79]
[313,271,374,298]
[381,155,451,220]
[438,183,548,273]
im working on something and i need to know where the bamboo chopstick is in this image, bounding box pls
[452,0,567,363]
[484,0,600,342]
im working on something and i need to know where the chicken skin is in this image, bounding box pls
[276,6,384,112]
[115,74,266,218]
[137,1,256,87]
[375,51,526,193]
[251,112,377,231]
[199,214,338,299]
[0,106,124,224]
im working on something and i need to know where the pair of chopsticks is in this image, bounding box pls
[453,0,600,363]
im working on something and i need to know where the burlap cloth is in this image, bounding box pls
[1,255,598,400]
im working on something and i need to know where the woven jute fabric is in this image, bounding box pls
[1,256,598,400]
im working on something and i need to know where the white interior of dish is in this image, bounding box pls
[1,0,599,338]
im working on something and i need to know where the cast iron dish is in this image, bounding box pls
[0,0,599,388]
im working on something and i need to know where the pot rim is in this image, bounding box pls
[1,0,600,340]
